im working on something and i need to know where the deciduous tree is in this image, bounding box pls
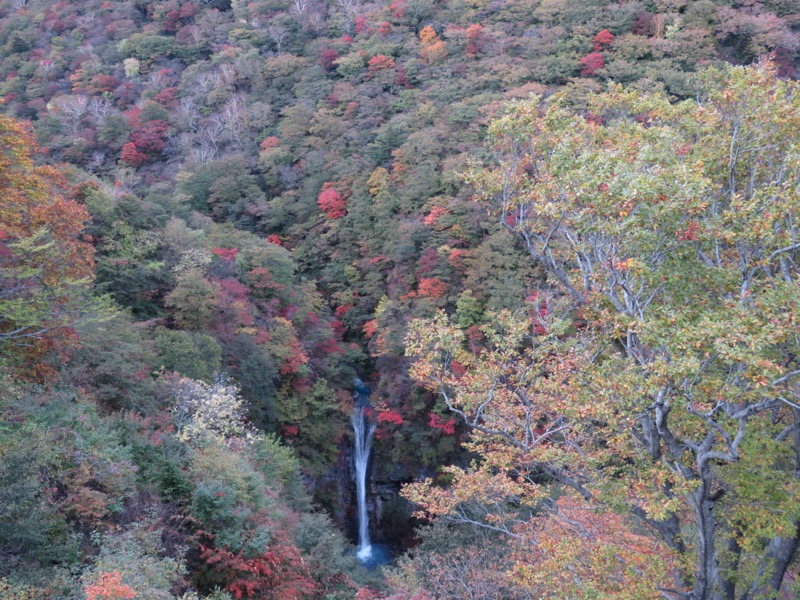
[0,115,97,373]
[408,63,800,599]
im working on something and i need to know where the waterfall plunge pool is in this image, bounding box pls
[357,543,392,569]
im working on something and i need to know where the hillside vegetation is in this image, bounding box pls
[1,0,799,598]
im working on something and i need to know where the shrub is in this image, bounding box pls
[169,376,252,445]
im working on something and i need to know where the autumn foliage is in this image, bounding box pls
[120,142,147,167]
[1,0,800,593]
[465,24,484,58]
[199,535,317,600]
[368,55,395,72]
[0,115,94,373]
[417,277,447,299]
[317,182,347,219]
[428,413,454,435]
[409,63,800,600]
[592,29,614,51]
[579,52,604,76]
[419,26,446,63]
[85,572,136,600]
[510,496,674,599]
[129,120,169,155]
[377,408,403,426]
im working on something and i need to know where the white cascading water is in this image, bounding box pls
[352,403,376,561]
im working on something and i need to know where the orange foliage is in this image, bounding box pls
[368,54,396,71]
[423,206,449,228]
[447,248,468,271]
[676,220,700,242]
[510,495,676,599]
[363,319,378,339]
[465,24,484,57]
[120,142,147,167]
[260,136,280,150]
[465,24,483,40]
[419,26,447,63]
[417,277,447,298]
[85,572,136,600]
[279,338,309,375]
[419,25,438,46]
[0,115,94,373]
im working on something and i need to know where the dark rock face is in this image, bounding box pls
[321,441,417,553]
[314,380,419,554]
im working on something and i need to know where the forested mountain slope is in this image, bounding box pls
[1,0,799,597]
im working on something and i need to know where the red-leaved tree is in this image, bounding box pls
[592,29,615,51]
[317,183,347,219]
[580,52,604,76]
[120,142,147,167]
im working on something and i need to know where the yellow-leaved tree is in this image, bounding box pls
[404,62,800,599]
[0,115,100,378]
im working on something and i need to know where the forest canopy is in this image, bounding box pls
[0,0,798,597]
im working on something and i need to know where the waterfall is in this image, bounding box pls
[352,393,376,561]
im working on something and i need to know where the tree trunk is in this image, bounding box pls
[691,475,722,600]
[720,534,741,600]
[741,521,800,600]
